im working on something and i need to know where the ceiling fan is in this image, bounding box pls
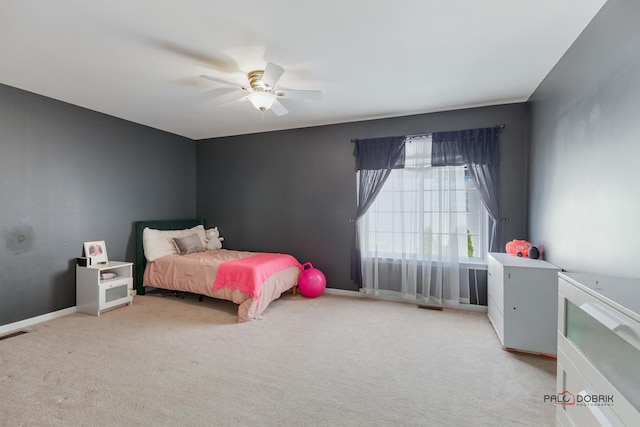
[199,63,322,116]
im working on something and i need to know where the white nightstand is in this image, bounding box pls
[76,261,134,316]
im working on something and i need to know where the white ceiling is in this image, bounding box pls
[0,0,607,140]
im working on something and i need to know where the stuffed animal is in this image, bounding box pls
[205,227,224,250]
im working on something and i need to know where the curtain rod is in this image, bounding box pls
[350,124,506,143]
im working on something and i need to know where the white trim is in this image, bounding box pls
[459,259,488,270]
[0,306,76,337]
[323,288,487,312]
[361,257,488,270]
[323,288,366,298]
[449,303,488,313]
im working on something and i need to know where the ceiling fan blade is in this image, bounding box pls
[270,100,288,116]
[199,74,249,91]
[218,94,249,106]
[262,63,285,89]
[275,89,322,100]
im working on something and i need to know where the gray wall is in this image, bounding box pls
[528,0,640,277]
[196,103,530,291]
[0,85,530,326]
[0,84,196,326]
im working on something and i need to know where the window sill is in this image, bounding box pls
[458,257,488,270]
[363,256,488,270]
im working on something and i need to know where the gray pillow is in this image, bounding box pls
[173,233,205,255]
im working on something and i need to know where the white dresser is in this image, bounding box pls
[487,252,561,355]
[556,272,640,426]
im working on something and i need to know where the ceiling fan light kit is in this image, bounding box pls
[200,62,322,116]
[247,70,269,90]
[248,91,275,111]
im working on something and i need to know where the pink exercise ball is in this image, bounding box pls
[298,262,326,298]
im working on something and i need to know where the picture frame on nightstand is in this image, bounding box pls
[83,240,108,265]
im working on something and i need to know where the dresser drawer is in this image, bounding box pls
[99,278,133,311]
[555,406,573,427]
[487,257,503,287]
[487,276,504,315]
[560,279,640,414]
[557,343,626,426]
[560,278,640,353]
[487,294,504,345]
[558,273,640,425]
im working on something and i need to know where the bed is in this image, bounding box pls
[135,219,301,322]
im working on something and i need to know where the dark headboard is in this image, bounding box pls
[134,219,205,295]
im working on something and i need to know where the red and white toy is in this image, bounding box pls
[505,239,533,257]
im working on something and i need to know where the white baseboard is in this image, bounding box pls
[323,288,366,298]
[0,306,76,337]
[324,287,487,312]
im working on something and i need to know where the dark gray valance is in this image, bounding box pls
[353,136,406,171]
[431,128,499,166]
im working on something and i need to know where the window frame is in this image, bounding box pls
[360,137,489,263]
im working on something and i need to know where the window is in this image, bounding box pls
[360,135,488,262]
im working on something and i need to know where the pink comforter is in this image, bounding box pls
[143,249,301,322]
[213,253,302,299]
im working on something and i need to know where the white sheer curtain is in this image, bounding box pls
[359,136,469,306]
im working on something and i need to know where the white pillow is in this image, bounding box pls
[143,225,207,261]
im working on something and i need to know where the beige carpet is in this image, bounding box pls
[0,292,556,426]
